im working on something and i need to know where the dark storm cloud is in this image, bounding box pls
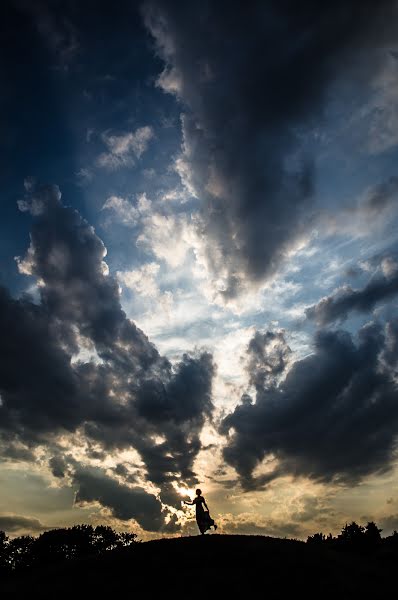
[144,0,398,297]
[247,330,291,390]
[17,185,161,366]
[0,284,84,436]
[0,184,214,521]
[49,455,67,479]
[306,256,398,325]
[221,322,398,490]
[0,514,45,534]
[162,512,180,534]
[73,467,163,532]
[134,351,214,488]
[80,350,214,501]
[0,439,36,462]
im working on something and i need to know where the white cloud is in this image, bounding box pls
[137,192,151,213]
[117,263,160,298]
[157,66,182,95]
[15,247,36,277]
[96,126,154,171]
[161,188,189,203]
[143,6,181,96]
[96,151,133,171]
[381,256,398,277]
[102,193,152,226]
[212,325,255,407]
[102,196,139,225]
[173,153,198,200]
[137,212,197,268]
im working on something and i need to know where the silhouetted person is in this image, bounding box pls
[184,488,217,535]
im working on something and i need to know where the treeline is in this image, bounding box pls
[2,520,398,575]
[307,521,398,552]
[0,524,137,573]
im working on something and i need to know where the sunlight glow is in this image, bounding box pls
[176,485,195,500]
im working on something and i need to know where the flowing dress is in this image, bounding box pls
[193,495,215,534]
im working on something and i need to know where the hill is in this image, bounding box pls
[1,534,397,597]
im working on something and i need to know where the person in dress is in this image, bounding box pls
[184,488,218,535]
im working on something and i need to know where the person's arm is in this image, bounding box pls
[184,500,194,505]
[203,498,209,511]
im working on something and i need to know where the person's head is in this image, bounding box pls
[196,488,202,496]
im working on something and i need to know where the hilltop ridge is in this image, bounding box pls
[2,533,397,598]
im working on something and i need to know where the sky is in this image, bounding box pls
[1,0,398,541]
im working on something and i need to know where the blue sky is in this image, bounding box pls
[1,0,398,540]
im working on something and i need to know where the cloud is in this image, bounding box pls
[246,330,292,390]
[0,284,85,436]
[73,467,163,531]
[361,176,398,216]
[221,321,398,489]
[132,351,214,488]
[102,193,152,227]
[361,55,398,155]
[0,183,214,522]
[322,175,398,238]
[76,168,93,186]
[0,514,46,534]
[97,126,154,170]
[102,196,140,226]
[306,255,398,325]
[117,263,160,298]
[136,212,197,268]
[49,455,67,478]
[214,512,302,539]
[0,441,36,463]
[144,0,398,298]
[380,513,398,535]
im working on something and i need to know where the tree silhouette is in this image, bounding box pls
[364,521,382,546]
[0,531,8,573]
[6,536,35,571]
[305,519,396,555]
[0,524,138,573]
[306,532,325,544]
[339,521,364,541]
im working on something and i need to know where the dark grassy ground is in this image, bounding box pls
[2,534,397,598]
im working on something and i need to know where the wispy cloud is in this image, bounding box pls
[97,126,154,170]
[102,193,151,226]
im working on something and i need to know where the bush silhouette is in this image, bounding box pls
[0,524,138,573]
